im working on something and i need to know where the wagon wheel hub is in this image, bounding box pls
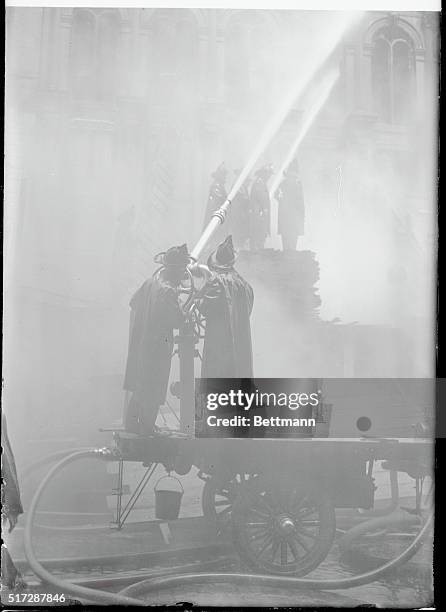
[276,514,296,535]
[231,480,336,576]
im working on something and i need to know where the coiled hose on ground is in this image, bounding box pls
[24,449,433,605]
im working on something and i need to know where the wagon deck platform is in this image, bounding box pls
[108,429,433,466]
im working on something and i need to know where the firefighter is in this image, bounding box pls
[248,164,274,251]
[274,157,305,251]
[201,162,229,258]
[199,236,266,437]
[203,162,228,229]
[123,244,190,435]
[200,235,253,379]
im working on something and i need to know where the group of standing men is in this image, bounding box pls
[203,158,305,252]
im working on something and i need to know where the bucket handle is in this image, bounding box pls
[154,474,184,494]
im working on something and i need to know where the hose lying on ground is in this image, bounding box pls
[118,514,432,598]
[24,449,434,604]
[338,512,422,554]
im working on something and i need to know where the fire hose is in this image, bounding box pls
[337,512,422,554]
[23,449,433,605]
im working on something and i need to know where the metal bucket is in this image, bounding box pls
[154,475,184,521]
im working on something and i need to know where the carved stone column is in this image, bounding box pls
[215,26,225,105]
[414,47,426,117]
[197,25,209,103]
[343,44,358,115]
[40,8,59,90]
[361,43,373,114]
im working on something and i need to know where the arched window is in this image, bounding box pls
[225,22,251,106]
[371,25,416,123]
[148,12,198,106]
[70,9,121,100]
[225,13,276,109]
[175,19,198,92]
[97,12,120,99]
[71,9,96,99]
[249,22,274,96]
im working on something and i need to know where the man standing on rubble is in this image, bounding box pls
[203,163,228,228]
[202,163,229,258]
[248,164,274,251]
[274,158,305,251]
[123,244,190,435]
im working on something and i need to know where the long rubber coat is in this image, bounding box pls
[202,180,229,259]
[124,274,182,410]
[200,268,254,379]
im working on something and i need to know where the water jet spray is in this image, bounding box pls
[191,14,361,262]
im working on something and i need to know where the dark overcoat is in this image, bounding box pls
[200,268,254,379]
[124,274,182,409]
[202,180,229,258]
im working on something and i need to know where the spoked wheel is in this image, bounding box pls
[202,472,259,530]
[231,476,336,575]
